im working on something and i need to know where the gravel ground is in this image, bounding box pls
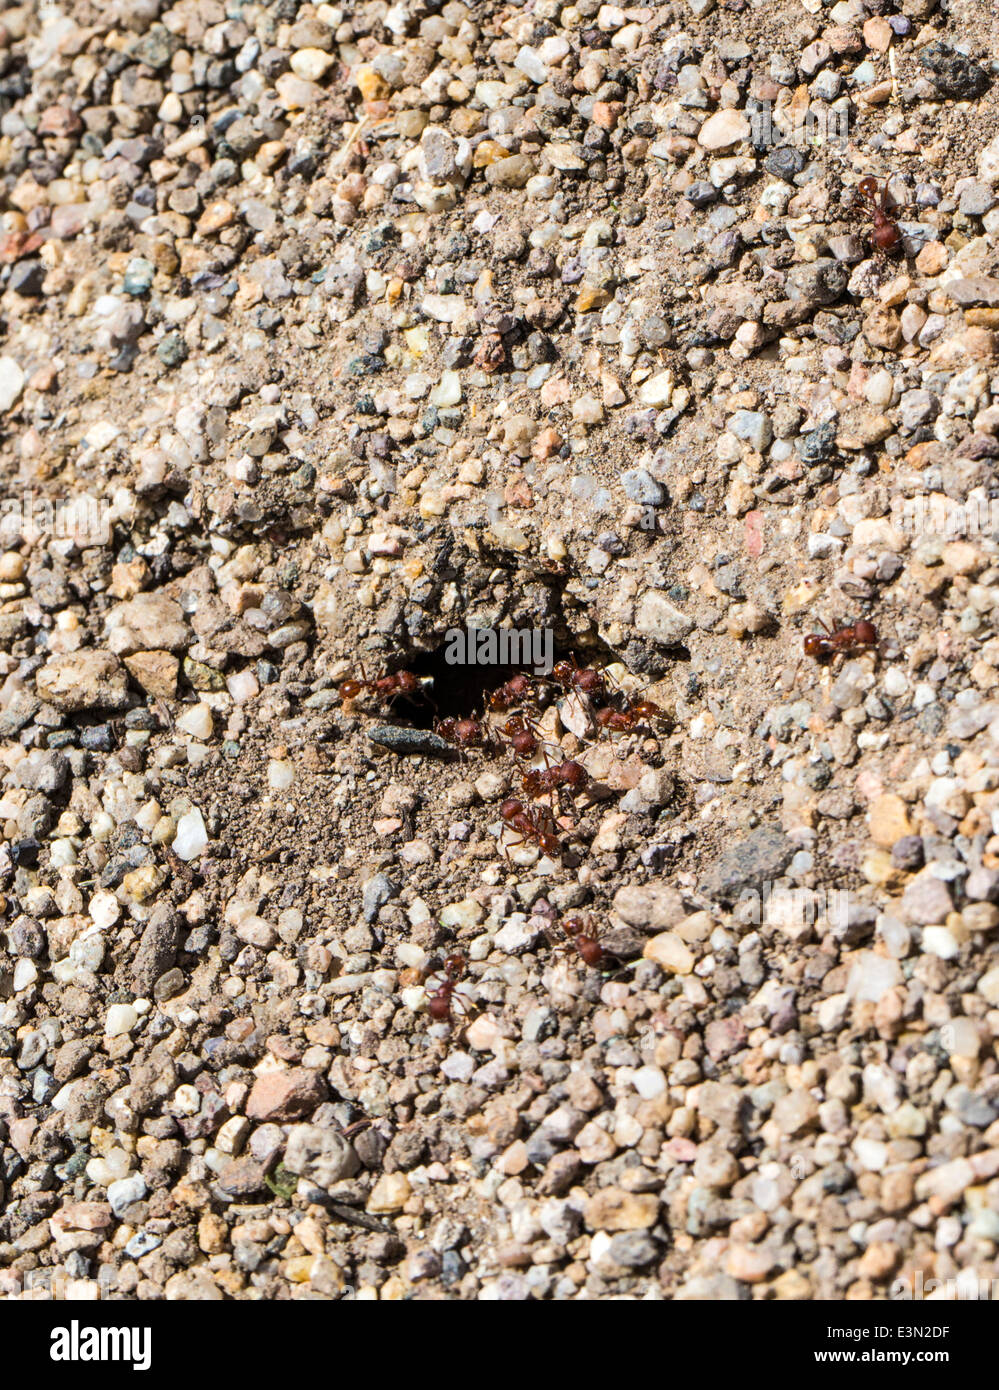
[2,0,999,1303]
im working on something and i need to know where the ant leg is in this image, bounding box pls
[538,748,559,814]
[602,665,624,699]
[451,988,474,1028]
[548,937,572,965]
[500,830,524,860]
[602,710,626,744]
[448,993,478,1045]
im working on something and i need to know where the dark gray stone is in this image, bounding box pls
[131,905,182,993]
[699,825,796,903]
[367,725,455,756]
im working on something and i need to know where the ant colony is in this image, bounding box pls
[340,650,669,1032]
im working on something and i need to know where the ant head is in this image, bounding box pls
[551,660,572,683]
[538,832,560,855]
[444,953,466,979]
[632,700,661,718]
[858,176,879,200]
[340,680,364,699]
[561,761,586,787]
[500,798,525,820]
[803,634,825,657]
[562,916,584,937]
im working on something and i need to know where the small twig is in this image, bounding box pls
[338,1119,374,1141]
[302,1189,392,1232]
[330,113,371,173]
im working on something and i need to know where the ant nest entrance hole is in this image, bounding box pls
[392,631,626,729]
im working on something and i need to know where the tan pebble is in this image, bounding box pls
[726,1244,775,1283]
[124,651,179,700]
[367,1173,411,1213]
[355,65,389,102]
[575,286,611,312]
[863,16,893,50]
[697,110,750,150]
[498,1140,529,1175]
[861,849,902,887]
[772,1268,812,1299]
[916,241,948,276]
[197,1213,228,1254]
[642,932,694,975]
[575,1121,617,1162]
[868,793,913,848]
[943,540,984,574]
[963,903,999,933]
[858,1241,900,1281]
[583,1188,659,1231]
[880,1170,915,1212]
[196,199,234,234]
[862,306,902,349]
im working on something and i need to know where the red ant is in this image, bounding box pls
[486,673,537,712]
[551,914,606,968]
[593,697,665,734]
[803,618,878,666]
[339,666,427,705]
[500,797,561,856]
[855,177,903,257]
[435,715,496,751]
[550,656,609,701]
[500,714,544,759]
[425,953,468,1025]
[521,759,589,802]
